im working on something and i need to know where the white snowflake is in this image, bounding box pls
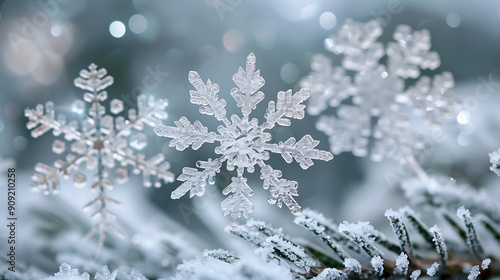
[155,53,333,227]
[301,19,461,163]
[25,63,174,243]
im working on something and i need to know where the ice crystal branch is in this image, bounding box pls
[26,63,173,244]
[155,53,333,227]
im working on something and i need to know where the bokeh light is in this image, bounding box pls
[13,136,28,151]
[319,12,337,30]
[109,21,126,38]
[129,14,148,34]
[223,29,245,53]
[51,25,62,37]
[446,13,461,28]
[280,63,300,84]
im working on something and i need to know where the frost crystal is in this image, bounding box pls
[395,252,409,275]
[338,221,379,256]
[410,269,421,280]
[313,268,346,280]
[489,148,500,176]
[155,53,333,227]
[43,263,91,280]
[26,63,174,243]
[301,19,460,163]
[343,257,362,274]
[427,262,439,276]
[482,258,491,270]
[468,265,480,280]
[370,255,384,275]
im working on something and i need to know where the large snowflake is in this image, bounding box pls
[154,53,333,227]
[301,20,461,163]
[25,63,174,243]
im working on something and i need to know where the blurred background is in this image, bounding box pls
[1,0,500,277]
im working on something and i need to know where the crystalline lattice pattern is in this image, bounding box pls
[155,53,332,227]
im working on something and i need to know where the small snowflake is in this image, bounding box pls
[25,63,174,243]
[155,53,333,227]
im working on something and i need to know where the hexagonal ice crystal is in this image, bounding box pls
[72,100,85,114]
[116,167,128,184]
[52,139,66,154]
[130,132,147,150]
[73,173,87,188]
[110,98,124,115]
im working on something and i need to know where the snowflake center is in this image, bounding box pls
[93,140,105,150]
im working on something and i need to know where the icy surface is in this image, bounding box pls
[155,53,332,227]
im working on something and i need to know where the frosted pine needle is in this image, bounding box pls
[25,63,173,244]
[155,53,333,227]
[429,225,448,264]
[457,206,484,260]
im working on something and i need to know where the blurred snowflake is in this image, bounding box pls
[301,19,461,164]
[25,63,174,244]
[155,53,333,227]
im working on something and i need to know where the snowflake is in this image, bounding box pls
[155,53,333,227]
[301,19,461,163]
[25,63,174,243]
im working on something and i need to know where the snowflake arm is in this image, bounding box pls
[231,52,265,118]
[172,158,222,199]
